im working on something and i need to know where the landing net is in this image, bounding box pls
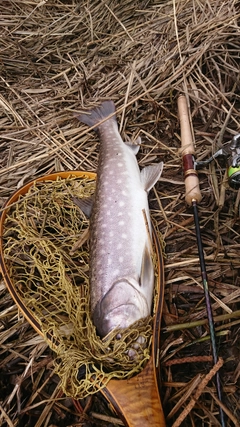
[2,176,155,398]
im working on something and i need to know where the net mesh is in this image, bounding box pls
[2,176,156,398]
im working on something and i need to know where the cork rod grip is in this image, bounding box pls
[178,95,202,205]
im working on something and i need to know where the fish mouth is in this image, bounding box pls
[93,278,150,338]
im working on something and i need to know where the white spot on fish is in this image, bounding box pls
[119,220,125,226]
[117,179,122,184]
[121,190,127,196]
[113,269,120,276]
[119,256,124,263]
[119,201,125,207]
[109,231,114,237]
[100,249,106,255]
[102,224,107,228]
[117,243,122,250]
[122,233,127,239]
[117,211,123,216]
[118,163,123,167]
[108,258,112,266]
[109,170,114,175]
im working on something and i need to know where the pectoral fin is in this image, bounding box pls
[140,244,154,294]
[140,162,163,192]
[73,196,94,218]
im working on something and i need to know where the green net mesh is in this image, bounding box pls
[2,176,157,398]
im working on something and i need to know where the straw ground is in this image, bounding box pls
[0,0,240,426]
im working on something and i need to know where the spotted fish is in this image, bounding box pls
[76,101,163,338]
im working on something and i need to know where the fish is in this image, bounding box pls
[76,101,163,338]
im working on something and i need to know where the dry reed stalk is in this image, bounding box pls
[0,0,240,425]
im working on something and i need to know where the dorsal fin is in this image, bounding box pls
[140,162,163,192]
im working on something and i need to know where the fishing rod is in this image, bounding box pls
[177,95,226,427]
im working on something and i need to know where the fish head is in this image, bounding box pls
[93,278,150,338]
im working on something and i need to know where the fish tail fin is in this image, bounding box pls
[75,100,116,131]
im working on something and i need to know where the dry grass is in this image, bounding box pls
[0,0,240,426]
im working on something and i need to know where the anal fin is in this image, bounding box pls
[73,196,94,218]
